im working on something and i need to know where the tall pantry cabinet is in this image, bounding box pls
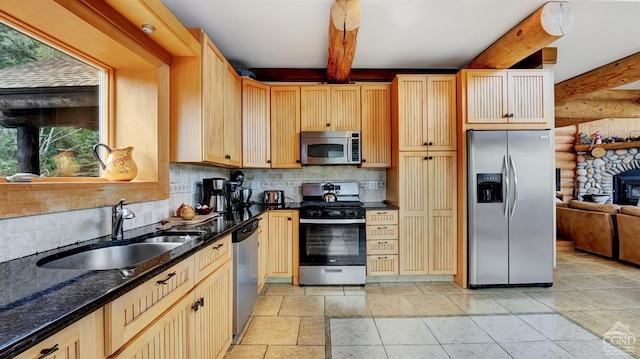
[387,75,457,275]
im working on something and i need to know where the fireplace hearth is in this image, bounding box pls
[575,147,640,204]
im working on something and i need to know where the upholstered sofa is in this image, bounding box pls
[615,206,640,266]
[556,200,620,258]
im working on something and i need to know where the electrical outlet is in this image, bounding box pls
[368,181,378,189]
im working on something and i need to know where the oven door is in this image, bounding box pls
[299,218,366,265]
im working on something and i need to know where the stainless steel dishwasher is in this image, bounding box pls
[232,218,259,335]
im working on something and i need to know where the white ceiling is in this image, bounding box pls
[161,0,640,87]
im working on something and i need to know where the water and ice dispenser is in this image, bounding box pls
[477,173,503,203]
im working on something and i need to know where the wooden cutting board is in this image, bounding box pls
[157,212,219,229]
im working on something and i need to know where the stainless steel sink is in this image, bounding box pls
[37,234,197,270]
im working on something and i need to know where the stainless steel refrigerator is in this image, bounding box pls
[467,130,554,287]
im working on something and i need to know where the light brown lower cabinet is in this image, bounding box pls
[365,210,399,276]
[15,309,103,359]
[257,213,269,292]
[267,210,299,283]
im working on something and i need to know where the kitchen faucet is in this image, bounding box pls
[112,198,135,240]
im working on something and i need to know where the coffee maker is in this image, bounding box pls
[202,178,227,212]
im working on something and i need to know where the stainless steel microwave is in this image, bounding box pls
[300,131,361,165]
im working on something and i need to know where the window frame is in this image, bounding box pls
[0,0,170,219]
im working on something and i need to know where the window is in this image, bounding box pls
[0,23,103,178]
[0,1,171,219]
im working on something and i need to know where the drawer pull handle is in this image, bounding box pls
[157,271,176,285]
[378,256,388,260]
[377,226,387,230]
[377,241,388,244]
[213,243,224,250]
[38,344,59,359]
[192,297,205,312]
[376,212,386,214]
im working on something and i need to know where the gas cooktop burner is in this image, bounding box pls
[300,200,363,208]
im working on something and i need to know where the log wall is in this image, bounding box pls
[555,125,577,202]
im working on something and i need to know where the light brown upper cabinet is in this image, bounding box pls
[460,69,552,125]
[360,84,391,167]
[170,30,241,167]
[271,86,302,168]
[301,85,361,131]
[393,75,457,152]
[242,79,271,168]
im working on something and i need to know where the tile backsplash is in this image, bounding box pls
[0,164,385,262]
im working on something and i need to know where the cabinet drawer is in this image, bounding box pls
[106,258,194,353]
[366,210,398,225]
[367,255,399,276]
[366,239,398,255]
[366,224,398,240]
[194,235,231,283]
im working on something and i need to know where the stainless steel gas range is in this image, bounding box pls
[298,182,366,286]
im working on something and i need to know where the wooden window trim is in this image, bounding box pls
[0,0,169,219]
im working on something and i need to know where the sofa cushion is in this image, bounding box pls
[620,205,640,216]
[568,200,620,215]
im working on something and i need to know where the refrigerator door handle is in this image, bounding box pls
[509,155,518,220]
[503,155,509,219]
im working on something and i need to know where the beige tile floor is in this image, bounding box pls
[225,245,640,358]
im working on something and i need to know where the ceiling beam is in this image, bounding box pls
[555,117,602,127]
[467,2,573,69]
[555,52,640,102]
[555,99,640,120]
[512,47,558,69]
[326,0,361,83]
[578,89,640,102]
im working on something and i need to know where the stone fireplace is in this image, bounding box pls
[575,147,640,204]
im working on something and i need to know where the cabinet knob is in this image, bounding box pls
[225,154,231,159]
[288,217,292,221]
[326,123,331,127]
[428,142,434,146]
[296,159,301,163]
[362,159,367,163]
[423,142,428,146]
[424,156,434,160]
[509,113,515,118]
[267,159,271,163]
[424,156,428,160]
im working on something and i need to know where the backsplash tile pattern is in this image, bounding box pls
[0,164,385,262]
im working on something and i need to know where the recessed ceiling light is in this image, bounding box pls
[141,24,155,34]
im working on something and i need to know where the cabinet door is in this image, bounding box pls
[243,79,271,168]
[224,64,242,167]
[192,260,233,359]
[111,295,192,359]
[465,71,509,123]
[301,86,330,131]
[427,76,457,150]
[203,37,227,164]
[398,152,429,275]
[394,76,428,151]
[257,213,269,292]
[267,210,297,279]
[361,85,391,167]
[507,71,551,123]
[106,258,194,352]
[331,86,361,131]
[16,309,102,359]
[427,151,457,274]
[271,86,302,168]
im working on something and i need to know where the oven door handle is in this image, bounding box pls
[299,218,366,224]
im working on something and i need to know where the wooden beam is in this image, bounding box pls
[467,2,573,69]
[556,99,640,120]
[556,117,604,127]
[327,0,361,83]
[555,52,640,102]
[250,68,458,82]
[512,47,558,69]
[571,89,640,103]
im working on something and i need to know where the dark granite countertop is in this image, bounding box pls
[0,203,293,359]
[0,201,394,358]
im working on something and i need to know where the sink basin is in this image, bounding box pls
[37,234,196,270]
